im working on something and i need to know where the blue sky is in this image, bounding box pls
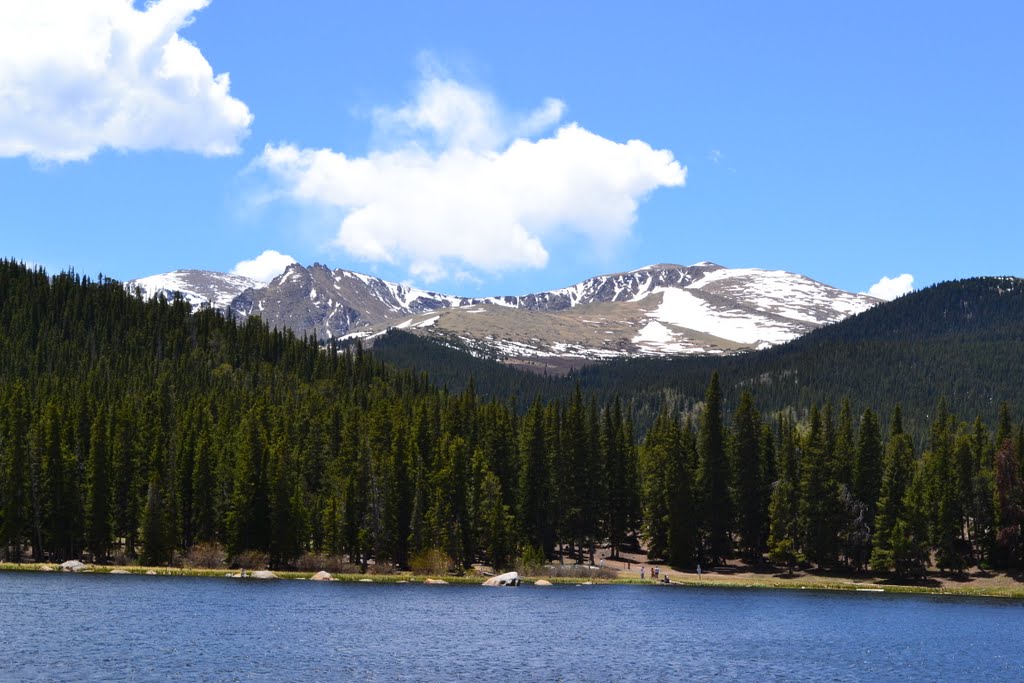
[1,1,1021,300]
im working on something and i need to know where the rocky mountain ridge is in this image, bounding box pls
[127,262,879,363]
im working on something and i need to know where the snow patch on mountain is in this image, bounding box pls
[127,270,264,310]
[644,288,795,346]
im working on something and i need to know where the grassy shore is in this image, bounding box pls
[3,561,1023,598]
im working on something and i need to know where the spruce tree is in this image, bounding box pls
[731,391,764,562]
[799,406,842,568]
[698,372,731,565]
[85,408,112,561]
[518,399,553,556]
[853,408,883,521]
[870,433,915,571]
[0,383,30,561]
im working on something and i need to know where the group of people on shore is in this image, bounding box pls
[638,563,703,583]
[639,565,671,583]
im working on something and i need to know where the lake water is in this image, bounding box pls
[2,572,1022,682]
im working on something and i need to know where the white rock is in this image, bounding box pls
[251,570,278,580]
[310,571,334,581]
[110,569,131,575]
[145,570,158,575]
[423,578,448,585]
[534,579,553,586]
[482,571,520,587]
[59,560,86,572]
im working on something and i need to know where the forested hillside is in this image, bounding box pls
[1,260,1022,576]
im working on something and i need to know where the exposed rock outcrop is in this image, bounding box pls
[482,571,520,586]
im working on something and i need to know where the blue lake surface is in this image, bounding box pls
[2,572,1023,682]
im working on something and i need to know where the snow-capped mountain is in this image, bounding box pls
[127,270,265,310]
[127,262,879,363]
[351,262,878,360]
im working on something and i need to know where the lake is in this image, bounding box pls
[2,572,1022,681]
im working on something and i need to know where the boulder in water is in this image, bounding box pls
[482,571,520,587]
[310,571,334,581]
[423,578,448,585]
[39,565,55,572]
[145,570,158,575]
[534,579,553,586]
[59,560,86,572]
[110,569,131,575]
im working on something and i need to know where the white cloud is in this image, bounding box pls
[0,0,252,162]
[259,69,685,282]
[866,273,914,301]
[231,250,297,283]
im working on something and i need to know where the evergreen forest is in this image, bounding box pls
[1,259,1022,576]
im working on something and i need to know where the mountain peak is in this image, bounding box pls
[128,260,878,364]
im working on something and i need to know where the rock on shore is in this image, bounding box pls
[482,571,520,586]
[251,570,278,580]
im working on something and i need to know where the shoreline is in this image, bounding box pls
[3,562,1022,600]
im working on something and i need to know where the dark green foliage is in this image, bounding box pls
[992,439,1024,568]
[798,406,843,568]
[698,373,732,565]
[85,408,112,561]
[870,431,916,571]
[1,382,30,560]
[0,259,1020,577]
[853,408,883,523]
[731,391,764,561]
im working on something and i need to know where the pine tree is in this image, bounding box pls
[140,473,175,566]
[992,439,1024,568]
[518,399,553,556]
[869,433,915,571]
[768,413,800,564]
[853,408,883,521]
[85,408,112,561]
[601,400,629,559]
[799,406,842,568]
[833,398,855,488]
[698,372,732,565]
[924,399,968,573]
[0,383,30,561]
[227,409,270,557]
[666,415,698,568]
[731,391,764,562]
[640,409,675,560]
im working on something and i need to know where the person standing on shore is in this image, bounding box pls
[640,566,645,579]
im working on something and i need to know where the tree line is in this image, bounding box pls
[0,259,1021,574]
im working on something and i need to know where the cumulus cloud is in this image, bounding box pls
[258,69,685,281]
[231,250,297,283]
[0,0,252,162]
[866,273,914,301]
